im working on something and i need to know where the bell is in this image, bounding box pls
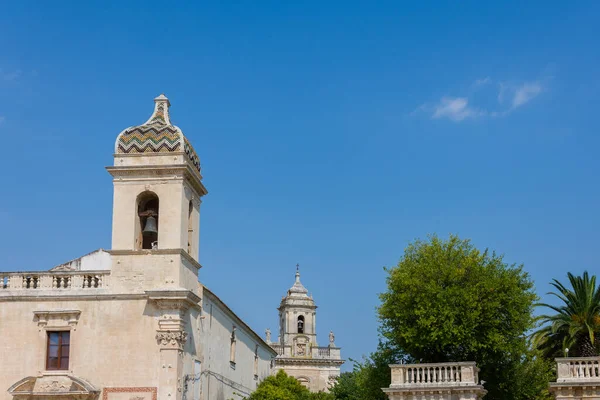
[142,216,158,236]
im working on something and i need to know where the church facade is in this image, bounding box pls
[0,95,277,400]
[266,267,344,392]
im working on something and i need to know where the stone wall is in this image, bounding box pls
[201,287,276,400]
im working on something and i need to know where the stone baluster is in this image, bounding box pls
[9,275,20,289]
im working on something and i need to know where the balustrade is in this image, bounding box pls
[0,271,109,291]
[390,362,480,387]
[556,357,600,382]
[317,347,331,357]
[270,344,285,355]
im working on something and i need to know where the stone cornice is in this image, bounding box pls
[106,164,208,196]
[550,382,600,388]
[383,386,487,395]
[146,288,201,310]
[108,248,203,270]
[278,304,318,311]
[275,357,345,366]
[33,309,81,328]
[0,293,148,302]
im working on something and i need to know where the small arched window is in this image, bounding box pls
[137,192,159,250]
[297,315,304,334]
[297,377,310,389]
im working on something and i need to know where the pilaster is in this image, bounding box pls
[147,289,200,400]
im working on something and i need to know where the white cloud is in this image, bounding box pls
[511,82,542,108]
[432,97,483,122]
[414,77,546,123]
[474,77,491,86]
[0,69,21,81]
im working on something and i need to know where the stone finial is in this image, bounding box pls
[144,93,172,126]
[265,328,271,344]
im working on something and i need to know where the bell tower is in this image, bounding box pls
[107,94,207,292]
[271,265,344,392]
[277,265,318,353]
[107,95,207,400]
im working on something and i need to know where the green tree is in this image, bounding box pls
[377,234,547,400]
[330,371,361,400]
[533,271,600,358]
[247,370,333,400]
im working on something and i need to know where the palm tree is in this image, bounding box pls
[533,271,600,359]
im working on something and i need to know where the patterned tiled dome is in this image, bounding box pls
[115,94,201,172]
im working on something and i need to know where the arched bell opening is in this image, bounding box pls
[136,191,159,250]
[297,315,305,334]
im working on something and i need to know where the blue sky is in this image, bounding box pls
[1,1,599,369]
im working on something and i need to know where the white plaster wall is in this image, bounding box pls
[79,250,111,271]
[200,293,274,400]
[51,249,111,271]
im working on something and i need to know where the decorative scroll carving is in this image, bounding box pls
[156,330,188,349]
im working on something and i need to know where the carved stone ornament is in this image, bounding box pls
[8,375,99,398]
[156,330,188,348]
[296,343,306,356]
[39,380,70,392]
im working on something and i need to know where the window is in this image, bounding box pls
[187,200,193,254]
[297,315,304,334]
[254,344,259,379]
[230,326,237,367]
[47,331,70,370]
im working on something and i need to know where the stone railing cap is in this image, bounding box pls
[389,361,477,368]
[555,357,600,361]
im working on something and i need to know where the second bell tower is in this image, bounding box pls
[277,265,318,353]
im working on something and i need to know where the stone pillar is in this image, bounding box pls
[156,329,187,400]
[148,290,200,400]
